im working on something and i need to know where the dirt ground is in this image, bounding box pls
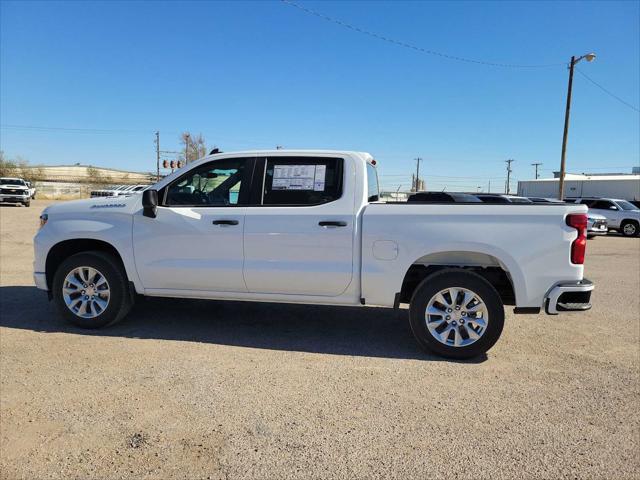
[1,200,639,480]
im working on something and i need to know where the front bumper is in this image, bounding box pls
[587,223,608,236]
[0,194,29,203]
[545,278,594,315]
[33,272,48,291]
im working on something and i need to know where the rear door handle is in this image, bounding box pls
[212,219,239,226]
[319,221,347,227]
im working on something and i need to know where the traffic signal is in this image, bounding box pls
[170,160,176,169]
[177,161,183,168]
[162,160,168,168]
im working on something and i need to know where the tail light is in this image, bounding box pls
[566,213,587,264]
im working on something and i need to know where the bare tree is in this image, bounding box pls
[0,151,22,178]
[180,132,207,164]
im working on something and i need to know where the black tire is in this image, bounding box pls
[409,269,505,359]
[587,234,595,240]
[24,201,30,207]
[620,220,639,237]
[52,251,133,328]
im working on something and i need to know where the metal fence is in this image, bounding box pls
[34,182,92,200]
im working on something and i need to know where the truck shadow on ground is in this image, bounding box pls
[0,286,486,363]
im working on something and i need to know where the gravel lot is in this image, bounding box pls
[1,200,639,480]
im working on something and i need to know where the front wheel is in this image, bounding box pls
[409,269,505,359]
[621,220,639,237]
[52,251,133,328]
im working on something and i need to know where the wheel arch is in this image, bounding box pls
[45,239,128,290]
[398,250,520,306]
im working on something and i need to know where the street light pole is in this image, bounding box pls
[558,56,576,201]
[558,52,596,200]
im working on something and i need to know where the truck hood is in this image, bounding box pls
[42,195,141,216]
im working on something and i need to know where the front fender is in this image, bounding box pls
[33,214,143,293]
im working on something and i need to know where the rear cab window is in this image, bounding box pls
[366,162,379,202]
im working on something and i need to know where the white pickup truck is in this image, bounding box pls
[33,150,594,358]
[1,177,32,206]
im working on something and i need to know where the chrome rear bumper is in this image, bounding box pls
[545,279,594,315]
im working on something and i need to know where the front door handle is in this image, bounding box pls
[212,219,239,226]
[319,221,347,227]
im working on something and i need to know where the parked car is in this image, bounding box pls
[91,184,148,198]
[476,194,533,204]
[25,180,37,199]
[527,197,565,204]
[90,185,124,197]
[408,192,482,203]
[34,150,594,359]
[586,213,608,239]
[0,177,31,206]
[570,197,640,237]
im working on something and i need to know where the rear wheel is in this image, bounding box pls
[409,269,505,359]
[621,220,639,237]
[52,251,133,328]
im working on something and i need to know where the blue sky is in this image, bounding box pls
[1,0,638,191]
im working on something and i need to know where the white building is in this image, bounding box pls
[518,173,640,201]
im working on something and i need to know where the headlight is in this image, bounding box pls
[39,213,48,228]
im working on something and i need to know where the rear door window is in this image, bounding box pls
[261,157,343,206]
[590,200,614,209]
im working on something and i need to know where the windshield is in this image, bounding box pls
[0,178,26,186]
[616,200,639,211]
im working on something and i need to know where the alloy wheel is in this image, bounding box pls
[62,266,111,319]
[425,287,489,347]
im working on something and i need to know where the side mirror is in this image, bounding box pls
[609,206,618,210]
[142,189,158,218]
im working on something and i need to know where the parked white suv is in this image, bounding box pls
[572,198,640,237]
[34,150,594,359]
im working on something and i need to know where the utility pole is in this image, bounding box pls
[531,162,542,179]
[155,131,160,181]
[558,52,596,200]
[505,159,514,194]
[415,157,422,192]
[488,180,491,193]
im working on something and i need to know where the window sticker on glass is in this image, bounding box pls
[314,165,326,191]
[273,164,326,191]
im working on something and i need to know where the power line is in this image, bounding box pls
[575,68,640,113]
[1,124,152,134]
[379,173,507,179]
[281,0,565,69]
[1,123,271,147]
